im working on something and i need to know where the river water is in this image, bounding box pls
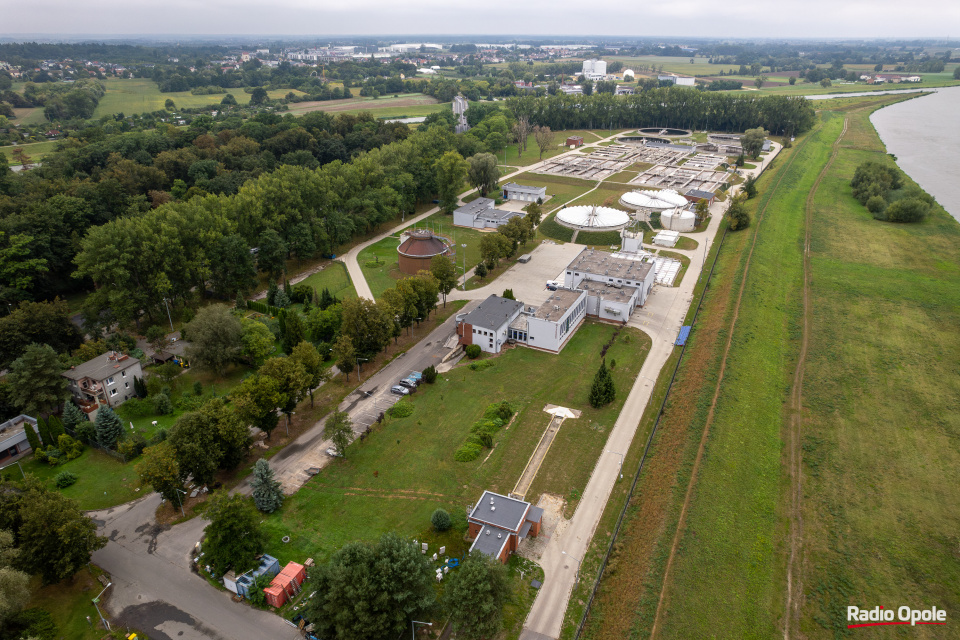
[868,87,960,223]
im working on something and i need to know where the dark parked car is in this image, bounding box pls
[398,379,418,390]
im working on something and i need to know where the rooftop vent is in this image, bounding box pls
[498,533,502,539]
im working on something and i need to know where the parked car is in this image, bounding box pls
[391,385,410,396]
[398,379,418,390]
[546,280,560,290]
[408,371,423,382]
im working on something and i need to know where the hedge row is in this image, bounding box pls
[453,402,515,462]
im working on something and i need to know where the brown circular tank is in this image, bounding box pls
[397,230,452,275]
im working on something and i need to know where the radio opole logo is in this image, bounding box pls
[847,605,947,629]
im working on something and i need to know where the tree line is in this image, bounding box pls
[505,88,816,136]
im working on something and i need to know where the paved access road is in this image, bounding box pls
[90,496,300,640]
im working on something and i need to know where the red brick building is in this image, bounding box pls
[467,491,543,564]
[396,230,452,275]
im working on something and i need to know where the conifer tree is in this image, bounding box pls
[94,406,124,449]
[37,418,55,448]
[589,361,615,408]
[62,401,88,431]
[47,415,64,441]
[251,459,284,513]
[23,419,42,452]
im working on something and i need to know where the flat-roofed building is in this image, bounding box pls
[508,288,587,353]
[0,415,40,464]
[501,182,546,203]
[453,198,525,230]
[456,295,525,354]
[564,248,656,307]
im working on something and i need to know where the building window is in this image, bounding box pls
[121,370,127,377]
[109,388,118,397]
[106,376,115,385]
[124,382,129,389]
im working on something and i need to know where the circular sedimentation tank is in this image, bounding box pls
[620,189,689,210]
[556,206,630,230]
[637,127,691,137]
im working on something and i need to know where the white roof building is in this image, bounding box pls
[619,189,688,210]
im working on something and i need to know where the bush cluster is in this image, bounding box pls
[454,402,515,462]
[387,400,414,418]
[54,471,78,488]
[469,360,494,372]
[464,344,482,359]
[851,161,932,223]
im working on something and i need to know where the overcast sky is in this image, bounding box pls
[3,0,959,39]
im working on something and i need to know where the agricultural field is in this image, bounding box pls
[262,321,649,567]
[0,139,60,164]
[284,93,444,119]
[91,78,303,117]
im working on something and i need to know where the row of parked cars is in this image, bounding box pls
[390,370,423,396]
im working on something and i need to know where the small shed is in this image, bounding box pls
[152,351,175,364]
[276,561,307,593]
[566,136,584,148]
[234,554,280,598]
[223,570,239,594]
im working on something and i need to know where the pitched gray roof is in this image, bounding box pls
[468,490,529,532]
[63,352,140,382]
[687,189,716,199]
[502,182,546,194]
[454,198,495,217]
[462,296,524,332]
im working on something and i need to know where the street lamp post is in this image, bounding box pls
[411,620,433,639]
[92,583,112,631]
[562,550,582,584]
[461,244,468,289]
[608,450,624,480]
[174,488,187,518]
[162,298,174,332]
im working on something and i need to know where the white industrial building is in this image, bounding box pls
[508,289,588,353]
[453,198,526,230]
[564,248,657,308]
[501,183,546,203]
[660,207,697,232]
[658,74,696,86]
[456,295,525,354]
[581,59,607,80]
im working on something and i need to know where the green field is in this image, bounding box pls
[0,139,60,164]
[537,211,574,243]
[797,103,960,637]
[283,93,444,119]
[506,172,597,213]
[295,261,357,301]
[262,321,649,567]
[24,566,115,640]
[91,78,303,117]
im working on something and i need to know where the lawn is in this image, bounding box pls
[16,448,144,511]
[502,134,566,167]
[506,172,597,213]
[23,566,119,640]
[261,321,650,566]
[295,261,357,301]
[283,93,444,119]
[537,211,574,243]
[356,215,499,297]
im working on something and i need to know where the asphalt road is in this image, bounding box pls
[90,496,299,640]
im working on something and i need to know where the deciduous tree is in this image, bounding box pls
[434,151,469,214]
[430,255,458,307]
[4,343,67,417]
[203,493,266,574]
[443,551,509,640]
[185,304,242,375]
[331,334,356,381]
[136,441,183,503]
[240,318,275,366]
[533,125,555,160]
[324,409,352,458]
[466,152,499,196]
[0,530,30,627]
[291,341,327,407]
[232,374,282,439]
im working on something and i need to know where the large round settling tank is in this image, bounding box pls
[397,230,452,275]
[637,127,691,137]
[556,206,630,231]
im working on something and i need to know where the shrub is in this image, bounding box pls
[484,401,514,422]
[465,344,482,359]
[54,471,77,488]
[117,398,153,420]
[422,365,438,384]
[193,381,203,396]
[454,443,483,462]
[469,360,494,371]
[883,197,929,223]
[866,195,887,215]
[75,422,96,444]
[57,434,83,461]
[117,433,148,460]
[152,393,173,415]
[431,508,452,532]
[387,400,414,418]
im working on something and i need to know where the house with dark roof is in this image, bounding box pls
[453,198,525,230]
[684,189,716,206]
[456,295,524,354]
[62,351,143,413]
[467,491,543,564]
